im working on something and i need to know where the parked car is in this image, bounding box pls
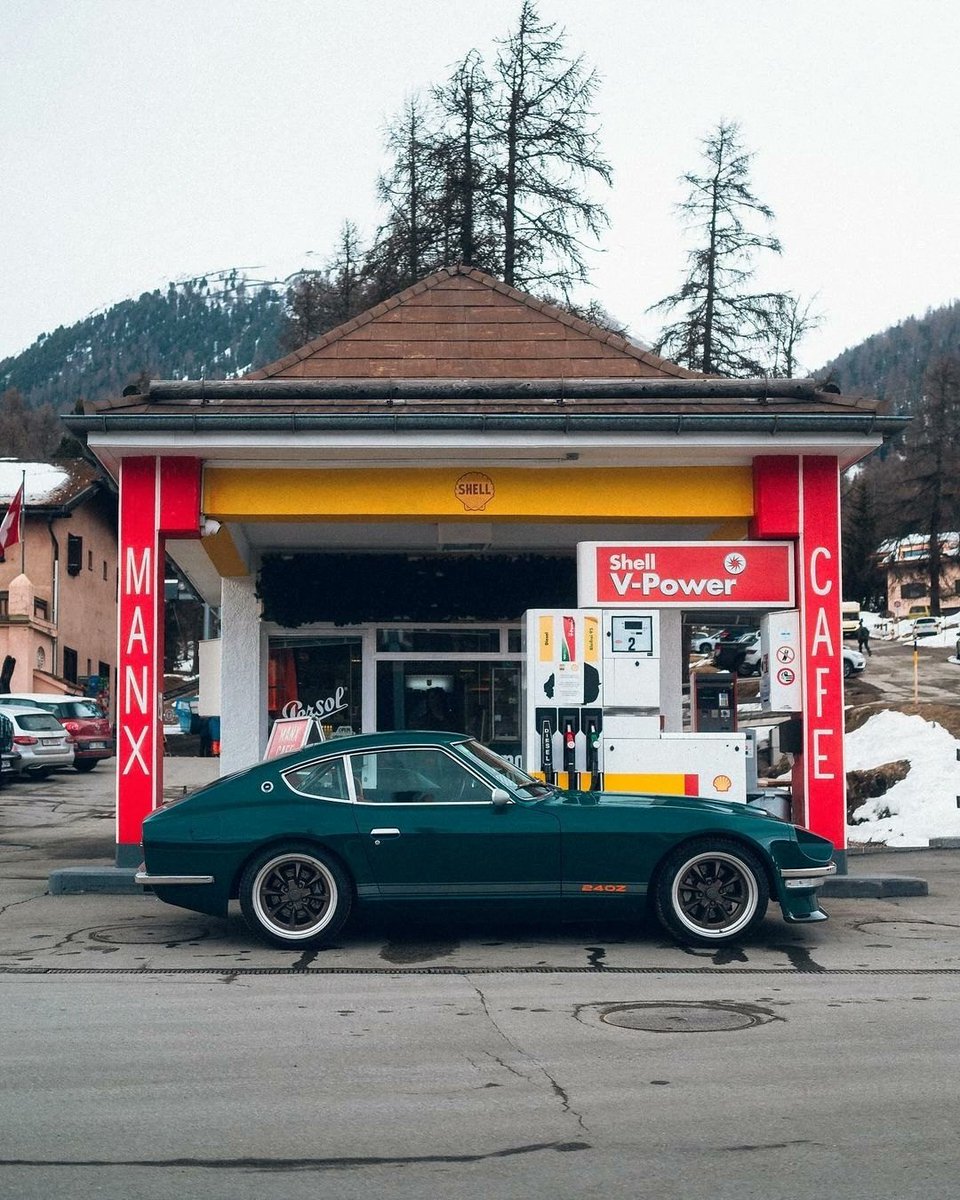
[0,704,75,778]
[714,638,865,680]
[713,631,762,675]
[695,628,757,655]
[0,711,20,783]
[137,730,836,950]
[0,694,113,771]
[911,616,941,638]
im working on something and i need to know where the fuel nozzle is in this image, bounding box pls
[562,718,577,775]
[585,719,602,791]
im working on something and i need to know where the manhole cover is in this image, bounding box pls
[599,1001,774,1033]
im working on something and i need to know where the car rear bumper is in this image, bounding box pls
[135,869,215,886]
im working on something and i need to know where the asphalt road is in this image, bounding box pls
[2,759,960,1199]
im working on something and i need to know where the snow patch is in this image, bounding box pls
[846,710,960,847]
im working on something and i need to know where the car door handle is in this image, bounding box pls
[370,828,401,842]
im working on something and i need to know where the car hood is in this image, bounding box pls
[543,788,782,821]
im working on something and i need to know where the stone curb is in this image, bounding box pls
[48,867,140,895]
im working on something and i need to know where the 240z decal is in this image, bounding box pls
[581,883,627,893]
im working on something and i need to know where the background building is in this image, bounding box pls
[0,460,117,711]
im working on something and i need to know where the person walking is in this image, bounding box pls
[856,620,872,656]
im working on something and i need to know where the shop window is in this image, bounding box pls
[63,646,78,684]
[66,535,83,577]
[268,637,363,733]
[376,628,503,653]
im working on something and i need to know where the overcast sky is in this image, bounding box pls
[2,0,958,372]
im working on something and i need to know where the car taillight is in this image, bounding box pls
[64,735,75,744]
[63,721,80,733]
[13,735,38,745]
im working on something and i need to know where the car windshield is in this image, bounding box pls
[456,739,553,796]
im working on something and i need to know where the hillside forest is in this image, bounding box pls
[1,0,958,613]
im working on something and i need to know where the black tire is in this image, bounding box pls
[654,838,769,947]
[238,843,352,949]
[843,658,854,679]
[736,658,755,677]
[697,641,712,654]
[74,759,98,773]
[25,768,53,781]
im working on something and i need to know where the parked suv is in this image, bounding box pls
[0,704,74,778]
[0,694,113,772]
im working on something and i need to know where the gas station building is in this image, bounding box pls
[67,267,907,870]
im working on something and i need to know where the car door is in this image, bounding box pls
[349,746,561,902]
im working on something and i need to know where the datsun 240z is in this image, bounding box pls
[136,731,836,949]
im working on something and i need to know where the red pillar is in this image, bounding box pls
[753,455,846,857]
[116,456,201,866]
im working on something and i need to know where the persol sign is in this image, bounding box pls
[577,542,795,608]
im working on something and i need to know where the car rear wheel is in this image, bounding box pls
[74,759,98,773]
[239,843,352,949]
[654,839,769,947]
[843,658,854,678]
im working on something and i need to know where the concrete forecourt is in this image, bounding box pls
[1,757,959,1199]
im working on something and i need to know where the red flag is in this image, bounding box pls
[0,483,23,562]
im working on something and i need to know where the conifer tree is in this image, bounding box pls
[651,121,784,376]
[487,1,611,294]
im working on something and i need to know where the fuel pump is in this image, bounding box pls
[525,607,752,803]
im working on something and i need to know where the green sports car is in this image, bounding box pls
[136,730,836,949]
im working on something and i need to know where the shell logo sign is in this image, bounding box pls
[713,775,733,793]
[455,472,495,511]
[578,542,795,608]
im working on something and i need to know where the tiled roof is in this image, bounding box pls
[0,459,103,507]
[246,266,698,381]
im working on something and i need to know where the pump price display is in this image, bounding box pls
[609,615,654,655]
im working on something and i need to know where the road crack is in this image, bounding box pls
[473,984,590,1135]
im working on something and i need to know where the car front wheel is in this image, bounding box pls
[654,839,769,947]
[239,843,353,949]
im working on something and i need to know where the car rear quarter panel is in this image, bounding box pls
[143,788,372,917]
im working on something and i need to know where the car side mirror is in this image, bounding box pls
[491,788,512,808]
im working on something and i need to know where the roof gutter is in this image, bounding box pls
[65,411,909,438]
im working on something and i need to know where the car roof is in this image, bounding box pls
[0,693,76,703]
[0,704,64,718]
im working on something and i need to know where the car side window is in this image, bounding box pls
[350,748,491,804]
[282,756,350,802]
